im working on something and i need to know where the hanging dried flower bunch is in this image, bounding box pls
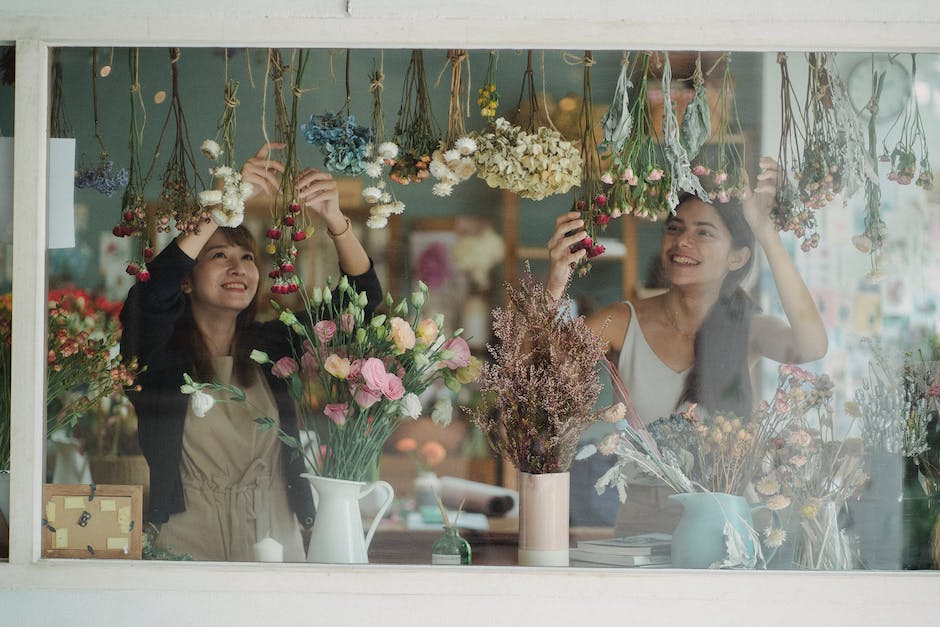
[771,52,815,250]
[690,54,748,204]
[390,50,440,185]
[477,51,500,121]
[49,49,73,139]
[196,55,255,228]
[264,48,312,294]
[659,53,708,209]
[113,48,155,282]
[429,49,478,198]
[75,47,128,197]
[151,48,205,235]
[882,54,933,191]
[301,50,372,175]
[570,51,607,276]
[471,51,581,201]
[605,52,672,221]
[360,57,406,229]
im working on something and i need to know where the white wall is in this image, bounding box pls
[2,2,940,625]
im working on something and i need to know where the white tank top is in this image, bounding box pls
[617,301,690,424]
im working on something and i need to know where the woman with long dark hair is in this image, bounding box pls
[121,143,383,560]
[547,158,827,532]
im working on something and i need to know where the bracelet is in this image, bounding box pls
[328,217,352,239]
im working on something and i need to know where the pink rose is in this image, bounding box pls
[314,320,337,344]
[271,357,298,379]
[382,374,405,400]
[340,313,355,333]
[324,403,349,426]
[389,317,416,353]
[441,337,471,369]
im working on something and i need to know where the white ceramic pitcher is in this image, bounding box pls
[302,473,394,564]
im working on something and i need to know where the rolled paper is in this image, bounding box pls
[253,537,284,563]
[439,476,518,517]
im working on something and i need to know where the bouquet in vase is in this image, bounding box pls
[184,279,479,483]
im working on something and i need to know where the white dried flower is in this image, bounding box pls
[367,214,389,229]
[364,160,383,179]
[762,527,787,549]
[362,186,383,204]
[198,189,223,208]
[377,141,399,160]
[443,148,461,163]
[454,136,477,156]
[211,207,244,228]
[190,390,215,418]
[432,182,454,197]
[200,139,222,160]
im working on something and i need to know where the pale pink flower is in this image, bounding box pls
[300,351,318,379]
[713,171,728,185]
[692,164,709,176]
[600,172,615,185]
[382,373,405,400]
[766,494,791,511]
[314,320,337,344]
[340,313,356,333]
[598,433,619,456]
[787,429,813,448]
[647,168,664,182]
[324,403,349,426]
[441,337,471,369]
[354,384,382,409]
[271,356,298,379]
[389,317,416,353]
[788,454,808,468]
[360,357,390,392]
[621,167,635,182]
[416,318,440,346]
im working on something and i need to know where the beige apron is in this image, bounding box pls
[155,357,305,562]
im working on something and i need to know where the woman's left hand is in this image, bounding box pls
[295,167,345,230]
[742,156,780,242]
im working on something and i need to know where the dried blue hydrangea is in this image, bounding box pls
[74,157,129,197]
[301,112,373,175]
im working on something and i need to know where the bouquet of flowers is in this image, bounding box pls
[464,268,612,474]
[184,279,479,483]
[753,365,868,568]
[0,288,139,470]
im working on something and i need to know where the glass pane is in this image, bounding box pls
[0,43,13,559]
[39,47,940,571]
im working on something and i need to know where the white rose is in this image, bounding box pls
[399,393,422,420]
[191,390,215,418]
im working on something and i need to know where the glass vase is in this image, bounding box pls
[431,526,471,565]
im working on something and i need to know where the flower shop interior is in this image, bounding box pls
[2,1,940,625]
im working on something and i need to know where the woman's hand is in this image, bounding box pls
[240,142,286,200]
[546,211,588,301]
[295,167,344,231]
[742,156,780,243]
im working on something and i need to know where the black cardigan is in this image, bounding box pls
[120,239,383,526]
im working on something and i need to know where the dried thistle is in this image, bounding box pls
[465,267,606,474]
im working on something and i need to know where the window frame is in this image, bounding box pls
[3,4,940,621]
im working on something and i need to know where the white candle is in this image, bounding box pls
[252,537,284,562]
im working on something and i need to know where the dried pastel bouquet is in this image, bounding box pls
[465,267,611,474]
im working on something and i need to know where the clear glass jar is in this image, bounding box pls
[431,526,471,565]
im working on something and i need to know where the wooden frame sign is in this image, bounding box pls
[41,484,142,559]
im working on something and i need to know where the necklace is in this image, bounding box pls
[662,299,697,340]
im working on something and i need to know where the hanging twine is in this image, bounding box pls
[369,51,386,142]
[442,49,471,146]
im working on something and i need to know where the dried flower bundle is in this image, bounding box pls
[466,268,606,474]
[390,50,440,185]
[882,54,933,191]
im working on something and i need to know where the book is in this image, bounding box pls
[569,548,671,567]
[575,532,672,557]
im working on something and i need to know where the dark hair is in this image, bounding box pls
[673,195,758,417]
[172,225,262,387]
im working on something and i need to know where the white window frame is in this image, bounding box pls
[2,3,940,622]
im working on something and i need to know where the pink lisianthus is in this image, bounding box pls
[300,351,319,379]
[389,317,416,353]
[692,164,709,176]
[314,320,337,344]
[361,357,390,391]
[347,358,362,380]
[927,383,940,398]
[354,384,382,409]
[271,356,298,379]
[340,313,356,333]
[382,374,405,400]
[324,403,349,426]
[441,336,471,369]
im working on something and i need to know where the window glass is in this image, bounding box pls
[30,47,940,571]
